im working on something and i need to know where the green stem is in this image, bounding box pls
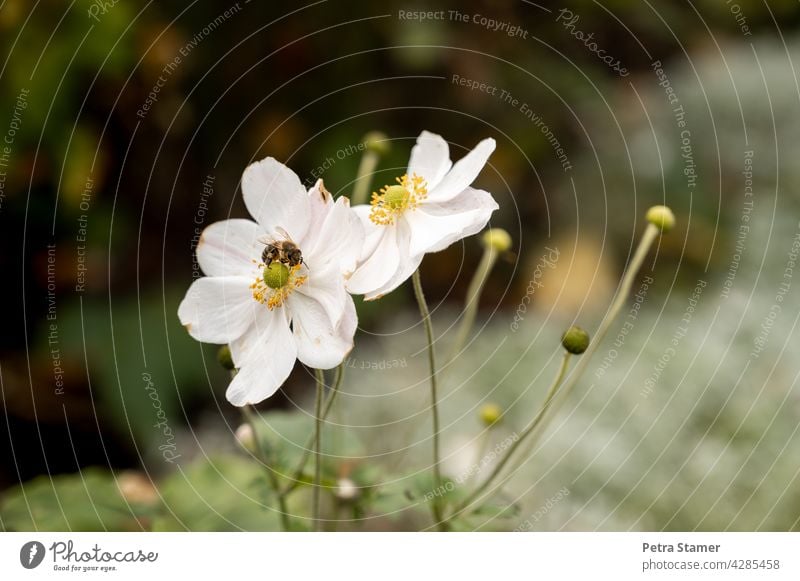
[412,268,447,531]
[242,405,292,531]
[351,150,380,206]
[449,352,572,518]
[548,224,659,411]
[281,364,344,496]
[449,246,498,363]
[312,368,325,532]
[450,222,660,518]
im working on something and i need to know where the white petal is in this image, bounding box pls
[407,130,452,189]
[352,205,383,258]
[196,219,262,278]
[177,276,256,344]
[296,262,348,328]
[226,308,296,406]
[407,187,499,257]
[241,157,310,242]
[360,218,419,300]
[346,223,400,296]
[292,292,357,369]
[363,250,422,301]
[303,179,333,248]
[304,196,365,277]
[427,138,496,203]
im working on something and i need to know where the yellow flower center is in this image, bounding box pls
[251,262,307,310]
[369,173,427,226]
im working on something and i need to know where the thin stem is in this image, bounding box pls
[312,368,325,532]
[450,222,659,519]
[448,246,498,364]
[242,405,292,531]
[351,150,380,206]
[281,364,344,496]
[412,268,446,531]
[449,352,572,518]
[547,224,659,411]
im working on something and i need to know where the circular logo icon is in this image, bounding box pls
[19,541,45,569]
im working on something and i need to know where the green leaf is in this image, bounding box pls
[150,455,283,531]
[0,469,148,531]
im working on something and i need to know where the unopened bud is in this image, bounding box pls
[479,403,503,427]
[335,477,360,502]
[217,345,235,370]
[481,228,512,253]
[646,205,675,232]
[235,424,256,452]
[363,131,390,155]
[117,471,158,505]
[561,326,590,355]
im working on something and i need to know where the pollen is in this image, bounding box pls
[369,173,427,225]
[251,263,307,310]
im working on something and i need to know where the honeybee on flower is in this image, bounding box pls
[178,158,363,406]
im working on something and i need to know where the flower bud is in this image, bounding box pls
[235,424,256,452]
[479,403,503,427]
[561,326,590,355]
[117,471,158,505]
[217,345,235,370]
[263,262,290,289]
[363,131,390,155]
[481,228,512,253]
[646,205,675,232]
[335,477,360,502]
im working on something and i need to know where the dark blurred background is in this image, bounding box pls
[2,0,800,510]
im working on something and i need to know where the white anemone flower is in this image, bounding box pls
[178,158,363,406]
[347,131,499,300]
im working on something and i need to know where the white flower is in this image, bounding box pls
[178,158,363,406]
[347,131,499,300]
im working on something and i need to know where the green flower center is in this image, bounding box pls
[369,174,428,226]
[263,262,290,289]
[382,185,410,209]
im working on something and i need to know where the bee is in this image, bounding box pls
[259,228,305,268]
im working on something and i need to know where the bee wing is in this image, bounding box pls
[274,226,292,241]
[256,235,275,245]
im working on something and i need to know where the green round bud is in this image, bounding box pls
[481,228,512,252]
[263,262,290,289]
[479,403,503,427]
[646,205,675,232]
[217,345,235,370]
[561,326,590,355]
[383,185,409,208]
[363,131,390,155]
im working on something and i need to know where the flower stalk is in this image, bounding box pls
[411,268,447,531]
[448,351,572,519]
[351,131,389,206]
[448,229,511,363]
[241,404,292,531]
[281,364,344,497]
[312,368,325,532]
[547,221,661,412]
[448,208,671,519]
